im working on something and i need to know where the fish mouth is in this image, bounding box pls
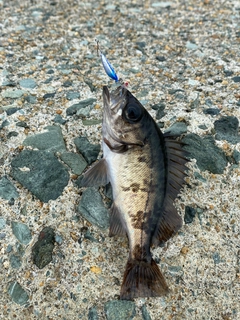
[103,85,128,115]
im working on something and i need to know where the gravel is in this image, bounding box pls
[0,0,239,319]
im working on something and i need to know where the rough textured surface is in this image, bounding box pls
[0,0,239,319]
[11,150,70,202]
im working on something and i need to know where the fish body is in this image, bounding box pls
[81,85,187,300]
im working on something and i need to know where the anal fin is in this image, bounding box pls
[109,202,126,237]
[152,197,182,246]
[81,159,109,187]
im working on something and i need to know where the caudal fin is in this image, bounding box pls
[120,258,169,300]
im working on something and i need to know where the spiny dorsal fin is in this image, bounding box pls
[81,159,109,187]
[109,202,126,237]
[152,137,188,245]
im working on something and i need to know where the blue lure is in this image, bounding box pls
[97,41,119,82]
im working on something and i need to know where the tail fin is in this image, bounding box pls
[120,258,169,300]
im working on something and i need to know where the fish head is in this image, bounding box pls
[102,85,151,151]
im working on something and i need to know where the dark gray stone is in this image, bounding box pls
[11,221,32,245]
[77,188,109,230]
[66,91,80,100]
[63,80,72,87]
[8,281,29,305]
[214,116,240,144]
[88,306,99,320]
[59,152,87,175]
[6,107,20,116]
[0,119,10,129]
[11,150,69,202]
[32,227,55,269]
[24,95,37,104]
[16,121,29,128]
[156,56,166,62]
[182,134,228,174]
[43,92,55,99]
[184,206,196,224]
[66,98,97,116]
[7,131,18,139]
[232,76,240,83]
[142,305,152,320]
[53,115,67,125]
[224,70,233,77]
[212,252,221,264]
[164,122,187,136]
[0,176,19,200]
[23,125,66,152]
[233,149,240,163]
[74,136,100,165]
[104,300,136,320]
[203,108,220,116]
[10,254,22,269]
[19,78,37,89]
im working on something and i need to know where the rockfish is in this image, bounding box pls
[81,84,188,300]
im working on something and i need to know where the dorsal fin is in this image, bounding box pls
[152,137,188,245]
[81,159,109,187]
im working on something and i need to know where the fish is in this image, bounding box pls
[81,84,188,300]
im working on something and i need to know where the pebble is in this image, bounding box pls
[32,227,55,269]
[233,149,240,163]
[43,92,55,99]
[53,115,67,125]
[77,187,109,230]
[182,134,228,174]
[203,108,220,116]
[0,119,10,129]
[59,151,87,175]
[232,76,240,83]
[66,91,80,100]
[214,116,240,144]
[11,150,69,203]
[11,221,32,245]
[0,217,6,230]
[66,98,97,116]
[23,125,66,152]
[9,254,22,269]
[8,281,29,305]
[2,89,25,99]
[186,41,198,50]
[184,206,197,224]
[142,305,152,320]
[104,300,136,320]
[19,78,37,89]
[74,136,100,165]
[6,107,20,116]
[164,122,187,136]
[88,306,99,320]
[0,176,19,200]
[24,95,37,104]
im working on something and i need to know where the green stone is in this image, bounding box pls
[8,282,29,305]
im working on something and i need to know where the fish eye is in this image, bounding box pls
[124,103,143,122]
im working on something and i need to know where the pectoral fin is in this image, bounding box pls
[81,159,109,187]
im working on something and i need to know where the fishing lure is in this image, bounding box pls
[96,40,119,82]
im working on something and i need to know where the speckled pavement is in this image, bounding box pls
[0,1,240,319]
